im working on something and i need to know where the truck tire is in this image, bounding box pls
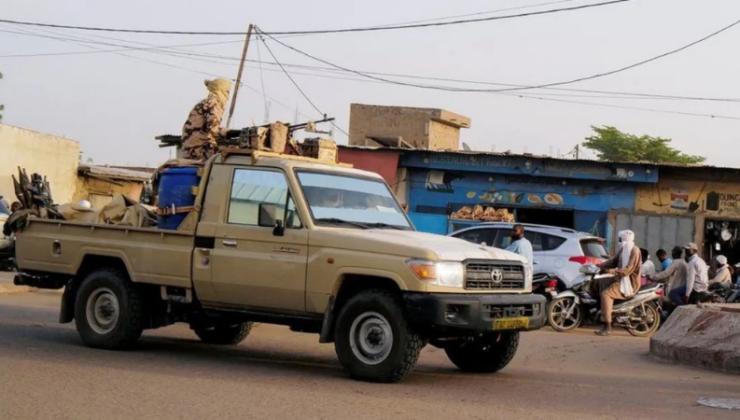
[444,331,519,373]
[74,268,144,350]
[334,289,422,383]
[193,322,253,345]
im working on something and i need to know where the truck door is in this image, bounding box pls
[210,167,308,312]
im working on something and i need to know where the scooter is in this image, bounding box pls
[547,264,664,337]
[532,272,562,302]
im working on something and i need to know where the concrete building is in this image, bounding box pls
[348,104,471,151]
[0,124,80,206]
[337,146,740,266]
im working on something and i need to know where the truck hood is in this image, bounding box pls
[314,228,527,263]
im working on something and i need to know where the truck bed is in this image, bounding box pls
[16,219,195,289]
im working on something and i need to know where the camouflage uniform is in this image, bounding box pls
[181,79,231,160]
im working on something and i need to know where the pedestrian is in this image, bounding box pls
[180,78,232,161]
[593,230,642,336]
[505,224,533,272]
[656,248,672,272]
[640,247,655,284]
[649,246,687,310]
[708,255,732,294]
[668,243,708,306]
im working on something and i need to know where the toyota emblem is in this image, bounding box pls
[490,268,504,283]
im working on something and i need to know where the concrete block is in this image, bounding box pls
[650,305,740,374]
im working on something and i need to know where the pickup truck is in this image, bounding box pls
[13,149,546,383]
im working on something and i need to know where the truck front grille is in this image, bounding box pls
[465,262,525,290]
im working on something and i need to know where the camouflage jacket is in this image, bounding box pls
[181,96,225,159]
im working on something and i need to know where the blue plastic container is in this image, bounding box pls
[157,167,200,229]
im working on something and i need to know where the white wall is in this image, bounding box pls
[0,124,80,205]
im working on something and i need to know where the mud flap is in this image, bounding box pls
[59,283,75,324]
[318,295,335,343]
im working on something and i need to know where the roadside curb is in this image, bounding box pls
[650,304,740,375]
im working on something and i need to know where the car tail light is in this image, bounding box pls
[569,256,603,265]
[545,280,558,288]
[656,288,664,297]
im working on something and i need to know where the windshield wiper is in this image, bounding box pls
[315,218,370,229]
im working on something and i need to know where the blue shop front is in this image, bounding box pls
[401,151,658,246]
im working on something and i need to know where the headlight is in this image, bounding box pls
[523,263,533,290]
[407,260,464,288]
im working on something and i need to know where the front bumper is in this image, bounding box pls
[404,292,547,335]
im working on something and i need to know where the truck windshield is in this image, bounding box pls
[296,171,412,230]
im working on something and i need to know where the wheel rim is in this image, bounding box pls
[550,298,580,329]
[630,305,658,333]
[85,287,120,335]
[349,311,394,366]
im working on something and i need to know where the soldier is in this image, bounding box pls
[180,78,232,160]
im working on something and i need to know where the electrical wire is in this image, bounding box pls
[6,26,740,104]
[0,1,629,36]
[256,30,349,137]
[258,19,740,94]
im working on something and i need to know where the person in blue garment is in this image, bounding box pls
[506,224,534,271]
[656,249,673,272]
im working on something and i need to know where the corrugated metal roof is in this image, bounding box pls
[78,164,153,181]
[337,145,740,171]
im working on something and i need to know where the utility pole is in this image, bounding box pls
[575,144,580,159]
[226,24,254,128]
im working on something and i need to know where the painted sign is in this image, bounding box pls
[636,179,740,218]
[410,170,636,213]
[401,152,659,183]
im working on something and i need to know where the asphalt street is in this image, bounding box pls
[0,276,738,419]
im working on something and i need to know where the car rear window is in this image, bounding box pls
[581,239,609,258]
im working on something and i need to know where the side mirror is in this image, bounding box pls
[258,204,277,228]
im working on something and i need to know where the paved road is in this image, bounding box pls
[0,289,738,420]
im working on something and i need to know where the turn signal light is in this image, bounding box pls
[407,261,437,280]
[546,280,558,288]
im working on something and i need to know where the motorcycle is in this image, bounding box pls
[694,281,740,304]
[547,264,664,337]
[532,272,562,302]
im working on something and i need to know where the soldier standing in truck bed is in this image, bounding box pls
[180,78,232,160]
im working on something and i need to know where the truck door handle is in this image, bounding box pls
[222,240,237,247]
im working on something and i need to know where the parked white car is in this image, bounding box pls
[449,222,609,289]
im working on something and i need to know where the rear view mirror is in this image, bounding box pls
[258,204,277,228]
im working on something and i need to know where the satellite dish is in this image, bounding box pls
[462,142,472,151]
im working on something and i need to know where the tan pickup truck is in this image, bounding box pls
[13,150,546,383]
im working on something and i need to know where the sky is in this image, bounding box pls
[1,0,739,168]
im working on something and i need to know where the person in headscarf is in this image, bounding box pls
[592,230,642,336]
[180,78,232,161]
[709,255,732,293]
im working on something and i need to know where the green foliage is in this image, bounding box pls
[582,125,705,164]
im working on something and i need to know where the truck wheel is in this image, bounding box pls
[334,289,422,383]
[444,332,519,373]
[74,268,144,350]
[193,323,253,345]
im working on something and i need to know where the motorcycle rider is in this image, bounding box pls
[708,255,732,294]
[649,246,688,310]
[593,230,642,336]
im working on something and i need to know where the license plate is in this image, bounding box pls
[492,317,530,331]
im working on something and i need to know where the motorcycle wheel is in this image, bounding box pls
[626,303,661,338]
[547,297,583,332]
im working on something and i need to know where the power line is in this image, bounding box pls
[503,92,740,121]
[492,16,740,92]
[6,25,740,104]
[0,1,629,36]
[259,19,740,95]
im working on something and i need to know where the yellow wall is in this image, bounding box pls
[636,177,740,219]
[73,175,144,208]
[0,124,80,205]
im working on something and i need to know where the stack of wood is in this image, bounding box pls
[451,205,515,222]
